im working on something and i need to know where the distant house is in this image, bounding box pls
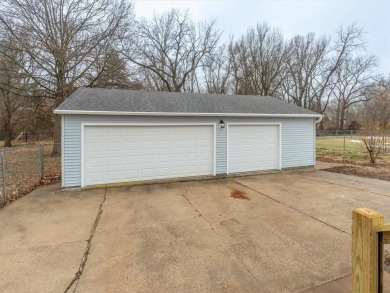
[54,88,322,187]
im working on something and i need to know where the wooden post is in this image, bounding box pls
[352,208,384,293]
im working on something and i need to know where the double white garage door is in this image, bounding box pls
[84,124,279,186]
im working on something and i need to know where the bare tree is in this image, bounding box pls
[363,78,390,133]
[359,78,390,163]
[281,25,368,128]
[88,49,142,90]
[229,23,290,97]
[361,136,382,164]
[202,45,232,94]
[183,69,202,93]
[0,0,134,153]
[0,33,43,147]
[311,25,366,128]
[282,33,329,109]
[332,55,377,129]
[124,9,220,92]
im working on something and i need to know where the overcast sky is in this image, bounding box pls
[134,0,390,75]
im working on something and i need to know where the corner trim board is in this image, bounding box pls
[61,115,64,187]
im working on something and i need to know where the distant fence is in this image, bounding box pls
[0,143,61,207]
[20,132,54,142]
[316,130,357,137]
[0,132,54,142]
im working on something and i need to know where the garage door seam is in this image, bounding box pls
[64,186,108,293]
[231,179,351,236]
[181,188,269,291]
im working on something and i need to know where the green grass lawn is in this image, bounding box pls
[316,136,390,164]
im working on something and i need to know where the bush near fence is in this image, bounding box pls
[0,143,61,207]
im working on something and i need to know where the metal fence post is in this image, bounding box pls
[1,150,7,203]
[40,143,44,179]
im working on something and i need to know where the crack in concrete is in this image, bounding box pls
[64,186,107,293]
[180,187,269,292]
[231,179,351,236]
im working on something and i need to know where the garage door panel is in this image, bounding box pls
[88,142,104,151]
[157,141,170,149]
[84,125,214,186]
[123,142,138,150]
[228,125,279,174]
[107,142,121,151]
[87,127,102,137]
[124,155,139,164]
[199,152,211,160]
[123,170,138,178]
[107,156,121,165]
[89,173,104,183]
[156,154,169,163]
[88,157,104,167]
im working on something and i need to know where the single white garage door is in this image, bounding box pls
[84,125,214,186]
[228,124,280,174]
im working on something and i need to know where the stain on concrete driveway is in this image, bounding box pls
[1,170,389,292]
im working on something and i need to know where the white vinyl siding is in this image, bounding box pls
[281,118,315,168]
[215,125,227,174]
[62,115,315,187]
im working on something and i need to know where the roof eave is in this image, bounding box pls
[53,109,322,118]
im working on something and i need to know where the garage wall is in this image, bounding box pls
[62,115,315,187]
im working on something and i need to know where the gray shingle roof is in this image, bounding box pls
[54,87,321,116]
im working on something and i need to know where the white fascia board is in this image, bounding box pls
[53,109,322,118]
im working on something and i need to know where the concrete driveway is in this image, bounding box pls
[1,169,390,292]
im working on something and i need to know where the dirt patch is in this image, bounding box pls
[323,164,390,182]
[230,188,250,200]
[317,156,358,165]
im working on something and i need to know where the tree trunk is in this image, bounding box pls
[339,105,346,130]
[315,100,324,130]
[52,69,66,155]
[52,114,61,155]
[335,104,340,130]
[318,119,324,130]
[4,135,12,147]
[3,121,13,147]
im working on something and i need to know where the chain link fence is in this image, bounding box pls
[316,129,357,137]
[0,143,61,207]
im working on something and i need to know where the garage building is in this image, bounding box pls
[54,88,322,187]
